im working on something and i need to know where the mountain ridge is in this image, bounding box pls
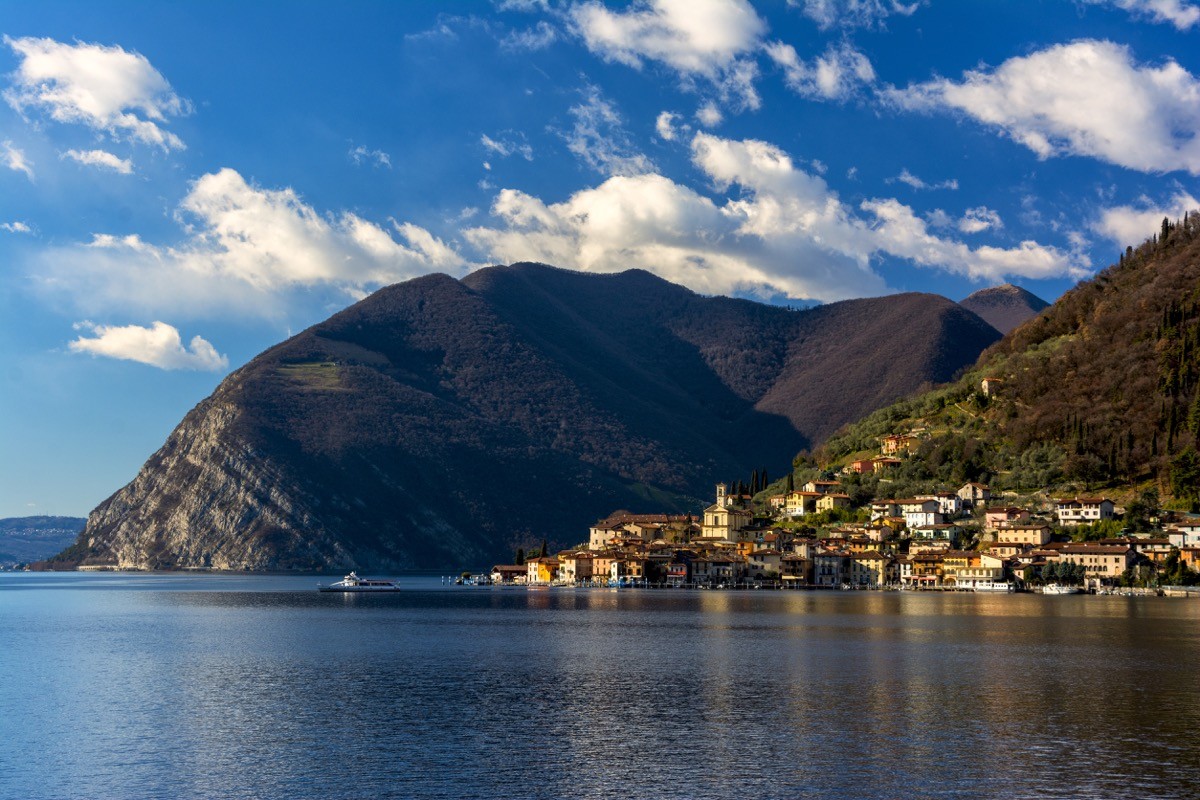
[56,263,1002,570]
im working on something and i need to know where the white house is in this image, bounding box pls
[1055,497,1115,526]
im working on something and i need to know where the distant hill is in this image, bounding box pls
[959,284,1049,334]
[55,263,999,571]
[0,517,86,566]
[814,213,1200,508]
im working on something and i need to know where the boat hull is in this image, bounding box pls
[318,586,402,592]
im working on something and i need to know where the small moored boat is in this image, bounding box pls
[1041,583,1083,595]
[318,571,401,592]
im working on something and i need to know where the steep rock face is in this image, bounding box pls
[959,284,1050,334]
[61,264,1001,570]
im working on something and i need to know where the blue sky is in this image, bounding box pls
[2,0,1199,517]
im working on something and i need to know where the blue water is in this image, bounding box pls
[2,573,1198,799]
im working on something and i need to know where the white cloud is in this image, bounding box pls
[61,148,133,174]
[655,110,683,141]
[4,36,190,150]
[69,320,228,371]
[1,220,32,233]
[957,206,1003,234]
[1092,190,1200,246]
[466,131,1086,301]
[792,0,922,30]
[1084,0,1200,30]
[497,0,550,10]
[481,133,534,160]
[695,101,723,127]
[501,20,559,50]
[890,168,958,191]
[561,86,654,176]
[861,198,1088,281]
[348,144,392,168]
[766,41,875,100]
[2,140,34,180]
[35,168,468,318]
[570,0,766,110]
[886,40,1200,175]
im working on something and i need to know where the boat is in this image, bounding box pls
[972,582,1014,593]
[1041,583,1083,595]
[317,571,401,592]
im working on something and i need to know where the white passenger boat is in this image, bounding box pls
[317,571,401,592]
[973,582,1014,593]
[1041,583,1083,595]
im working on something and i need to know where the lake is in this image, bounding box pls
[2,573,1198,799]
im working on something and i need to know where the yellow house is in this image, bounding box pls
[526,557,560,585]
[816,493,852,512]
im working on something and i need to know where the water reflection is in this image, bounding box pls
[2,575,1199,799]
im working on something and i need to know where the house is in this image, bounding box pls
[816,493,852,513]
[859,524,896,543]
[785,491,823,517]
[557,552,594,584]
[880,433,920,455]
[781,555,810,583]
[985,541,1030,559]
[872,456,903,473]
[898,498,943,528]
[957,482,991,506]
[906,554,945,587]
[870,499,902,521]
[747,549,783,578]
[813,549,850,587]
[941,550,979,585]
[803,480,842,494]
[1056,498,1115,526]
[909,523,962,551]
[609,557,645,582]
[996,522,1053,547]
[850,551,893,587]
[1167,529,1200,549]
[919,492,962,518]
[526,557,560,585]
[490,564,527,584]
[769,495,788,511]
[985,507,1030,532]
[588,511,694,550]
[950,552,1008,589]
[980,377,1003,397]
[1057,543,1135,582]
[849,459,875,474]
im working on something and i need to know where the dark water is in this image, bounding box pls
[2,574,1198,799]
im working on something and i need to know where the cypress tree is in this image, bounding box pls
[515,547,525,565]
[539,539,548,558]
[786,473,794,493]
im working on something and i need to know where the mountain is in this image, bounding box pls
[813,213,1200,507]
[0,517,86,566]
[959,284,1049,334]
[56,263,1000,571]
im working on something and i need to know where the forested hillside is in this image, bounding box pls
[810,213,1200,509]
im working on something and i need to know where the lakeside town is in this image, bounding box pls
[475,429,1200,596]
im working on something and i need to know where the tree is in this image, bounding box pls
[514,547,525,565]
[539,538,548,558]
[786,473,794,493]
[1170,447,1200,502]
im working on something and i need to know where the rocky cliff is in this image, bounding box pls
[58,263,1001,570]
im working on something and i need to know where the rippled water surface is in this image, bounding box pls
[2,573,1199,799]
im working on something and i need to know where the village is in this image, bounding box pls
[480,429,1200,595]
